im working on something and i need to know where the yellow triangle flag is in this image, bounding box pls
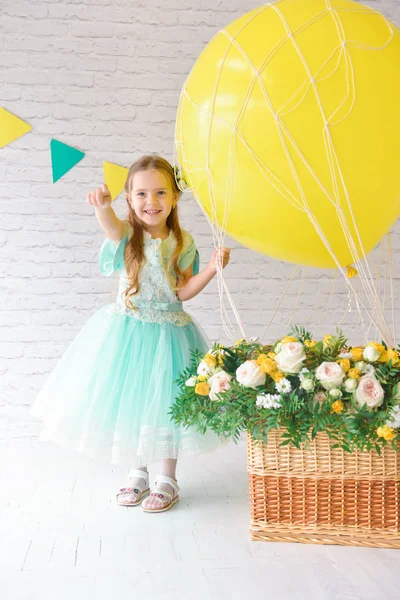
[103,161,129,201]
[0,107,32,148]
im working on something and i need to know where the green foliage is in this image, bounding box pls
[321,329,348,361]
[288,325,313,343]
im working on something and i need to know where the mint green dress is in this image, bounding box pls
[31,222,224,466]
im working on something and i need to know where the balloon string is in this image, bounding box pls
[262,265,299,337]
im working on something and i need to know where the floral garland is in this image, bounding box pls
[173,166,189,192]
[170,327,400,452]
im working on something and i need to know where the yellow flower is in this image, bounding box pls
[377,425,396,441]
[267,352,277,359]
[369,342,386,354]
[331,400,344,414]
[337,358,350,373]
[195,382,210,396]
[271,371,285,383]
[281,336,297,344]
[378,349,400,365]
[323,334,334,349]
[348,368,361,380]
[197,375,207,382]
[235,338,245,346]
[350,347,364,362]
[203,353,217,368]
[217,355,224,365]
[304,339,317,348]
[256,354,277,375]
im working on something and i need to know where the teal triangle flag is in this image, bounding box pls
[50,139,85,183]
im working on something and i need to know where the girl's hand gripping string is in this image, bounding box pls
[177,246,231,302]
[208,247,231,274]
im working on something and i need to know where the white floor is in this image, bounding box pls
[0,437,399,600]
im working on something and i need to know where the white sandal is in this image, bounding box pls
[116,469,150,507]
[142,475,180,513]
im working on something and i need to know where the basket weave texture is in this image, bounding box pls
[247,430,400,547]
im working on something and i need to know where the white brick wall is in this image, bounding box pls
[1,0,399,438]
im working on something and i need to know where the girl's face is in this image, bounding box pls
[127,169,178,229]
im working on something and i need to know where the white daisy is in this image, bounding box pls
[275,378,292,394]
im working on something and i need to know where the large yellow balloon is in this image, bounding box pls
[176,0,400,268]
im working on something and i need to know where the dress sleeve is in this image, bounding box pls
[178,234,200,276]
[98,221,132,277]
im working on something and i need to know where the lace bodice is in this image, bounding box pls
[99,222,199,326]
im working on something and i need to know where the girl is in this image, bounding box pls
[31,154,230,513]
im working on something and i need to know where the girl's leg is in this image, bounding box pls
[142,458,179,511]
[159,458,177,491]
[128,465,149,488]
[116,465,150,506]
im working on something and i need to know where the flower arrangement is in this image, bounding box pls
[170,327,400,453]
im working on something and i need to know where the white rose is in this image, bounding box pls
[185,376,197,387]
[355,361,366,372]
[274,342,283,353]
[339,352,353,359]
[344,378,358,392]
[329,388,342,399]
[315,362,345,390]
[208,371,232,401]
[236,360,266,388]
[355,376,385,409]
[301,378,315,392]
[275,342,306,375]
[197,360,215,377]
[363,346,381,362]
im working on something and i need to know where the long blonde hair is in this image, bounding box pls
[123,155,188,309]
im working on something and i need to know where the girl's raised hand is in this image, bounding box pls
[208,247,231,273]
[86,184,112,209]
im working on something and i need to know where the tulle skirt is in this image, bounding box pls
[31,303,225,466]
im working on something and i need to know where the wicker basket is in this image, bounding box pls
[247,430,400,548]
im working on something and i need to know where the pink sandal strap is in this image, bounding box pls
[149,489,173,502]
[118,485,144,495]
